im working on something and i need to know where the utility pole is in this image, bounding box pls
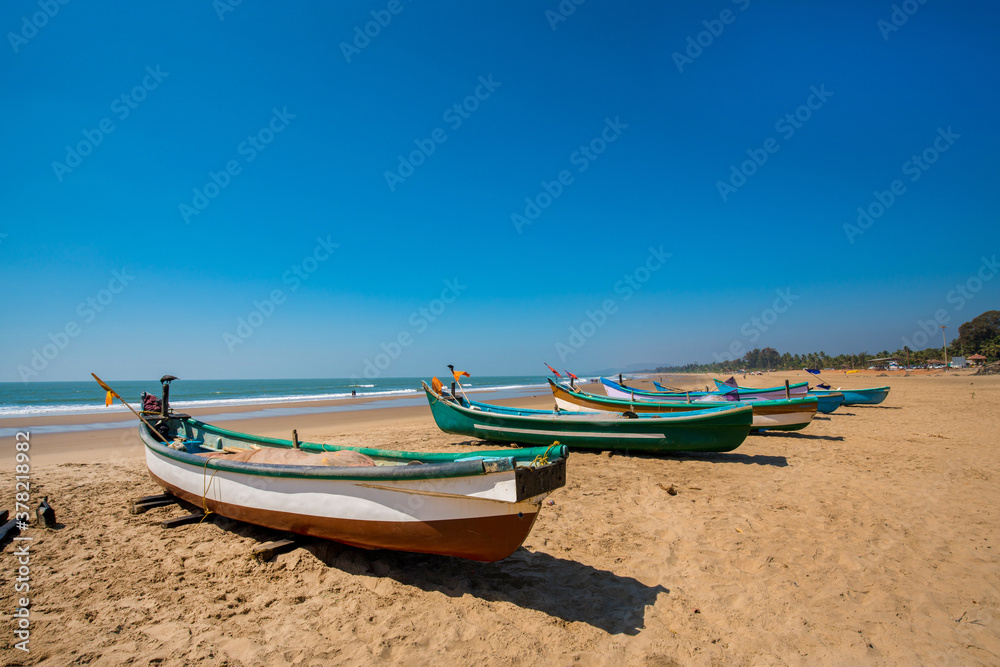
[941,325,949,368]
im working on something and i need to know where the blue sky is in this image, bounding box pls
[1,1,998,381]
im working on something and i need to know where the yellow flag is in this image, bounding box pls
[93,373,119,407]
[452,370,470,383]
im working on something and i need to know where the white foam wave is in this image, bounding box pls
[0,382,548,419]
[0,388,422,418]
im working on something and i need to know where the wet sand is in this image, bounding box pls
[1,371,997,665]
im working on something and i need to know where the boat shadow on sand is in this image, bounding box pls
[306,542,669,636]
[755,431,844,442]
[208,513,665,635]
[667,452,788,466]
[450,440,788,467]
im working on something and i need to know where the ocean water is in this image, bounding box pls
[0,376,554,419]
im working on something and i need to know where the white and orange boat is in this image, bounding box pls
[132,379,567,562]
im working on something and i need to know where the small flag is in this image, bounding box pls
[92,373,119,408]
[722,376,738,388]
[544,363,562,377]
[717,386,740,401]
[564,370,578,380]
[446,364,470,384]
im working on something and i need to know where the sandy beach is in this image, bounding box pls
[1,371,998,665]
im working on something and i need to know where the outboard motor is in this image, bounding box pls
[160,375,178,418]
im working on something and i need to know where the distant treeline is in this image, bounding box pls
[646,310,1000,373]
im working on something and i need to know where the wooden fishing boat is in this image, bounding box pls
[552,380,818,431]
[708,379,877,408]
[138,413,567,562]
[653,379,809,400]
[694,380,844,414]
[604,376,809,402]
[807,386,890,405]
[424,381,753,453]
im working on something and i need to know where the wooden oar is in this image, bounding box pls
[91,373,169,443]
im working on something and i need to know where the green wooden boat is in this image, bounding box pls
[423,382,753,453]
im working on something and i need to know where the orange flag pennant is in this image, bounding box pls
[92,373,119,407]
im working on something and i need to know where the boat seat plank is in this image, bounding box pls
[251,538,299,562]
[161,512,206,529]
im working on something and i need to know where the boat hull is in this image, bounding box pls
[810,387,889,405]
[426,384,753,453]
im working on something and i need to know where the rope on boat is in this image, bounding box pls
[531,442,560,467]
[199,456,223,524]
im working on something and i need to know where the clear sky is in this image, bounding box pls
[2,1,998,381]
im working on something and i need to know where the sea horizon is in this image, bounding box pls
[0,374,570,419]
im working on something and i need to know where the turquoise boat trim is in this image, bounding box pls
[143,417,569,482]
[808,386,889,405]
[183,417,563,463]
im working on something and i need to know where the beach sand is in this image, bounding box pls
[1,371,998,665]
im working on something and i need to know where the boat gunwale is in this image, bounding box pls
[620,377,810,396]
[143,420,567,482]
[807,386,890,394]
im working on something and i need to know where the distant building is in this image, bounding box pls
[969,354,987,366]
